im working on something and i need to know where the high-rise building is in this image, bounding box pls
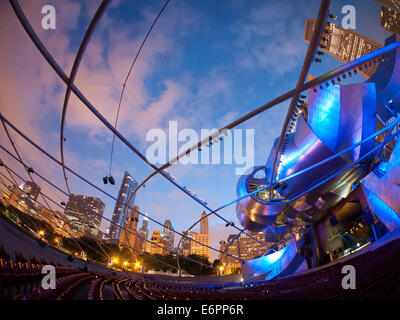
[374,0,400,11]
[145,230,168,255]
[380,6,400,34]
[190,232,210,260]
[64,194,105,238]
[218,232,275,274]
[218,234,240,274]
[119,205,141,253]
[162,219,174,251]
[109,171,138,241]
[138,216,149,252]
[19,181,40,208]
[304,18,382,78]
[238,232,274,261]
[200,211,208,235]
[181,231,192,256]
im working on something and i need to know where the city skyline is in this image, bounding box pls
[0,0,393,261]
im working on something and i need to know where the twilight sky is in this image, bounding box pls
[0,0,391,261]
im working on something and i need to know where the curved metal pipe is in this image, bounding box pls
[60,0,110,195]
[269,0,331,198]
[108,0,170,176]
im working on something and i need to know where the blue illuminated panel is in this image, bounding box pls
[307,83,341,152]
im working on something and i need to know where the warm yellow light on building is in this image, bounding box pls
[123,261,128,266]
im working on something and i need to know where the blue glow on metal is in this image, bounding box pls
[308,85,340,151]
[364,187,400,229]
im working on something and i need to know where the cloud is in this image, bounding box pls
[231,1,308,77]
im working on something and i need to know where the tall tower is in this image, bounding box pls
[119,205,140,252]
[138,216,149,252]
[109,171,138,241]
[19,181,41,207]
[380,6,400,34]
[200,211,208,235]
[162,219,174,251]
[64,194,105,238]
[304,18,382,78]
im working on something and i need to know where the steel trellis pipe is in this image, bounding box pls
[9,0,400,259]
[0,162,183,271]
[60,0,110,195]
[0,141,231,268]
[7,0,278,252]
[269,0,330,199]
[0,116,243,266]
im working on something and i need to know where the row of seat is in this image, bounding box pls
[2,237,400,300]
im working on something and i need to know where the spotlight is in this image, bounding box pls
[319,44,326,49]
[198,148,202,152]
[348,71,352,77]
[0,160,3,167]
[342,74,346,79]
[331,80,335,85]
[27,167,34,173]
[219,137,223,141]
[313,88,317,93]
[109,176,115,185]
[300,95,306,99]
[103,176,108,184]
[60,202,66,206]
[329,14,337,20]
[319,85,323,90]
[353,69,358,74]
[325,82,329,87]
[316,51,323,55]
[314,58,322,63]
[337,77,341,82]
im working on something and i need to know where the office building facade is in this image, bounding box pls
[304,18,382,78]
[109,171,138,241]
[380,6,400,34]
[64,194,105,238]
[119,205,141,253]
[162,219,174,252]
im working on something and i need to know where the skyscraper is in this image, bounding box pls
[200,211,208,235]
[109,171,139,241]
[304,18,382,78]
[380,6,400,34]
[162,219,174,251]
[374,0,400,11]
[189,232,210,259]
[64,194,105,238]
[138,216,149,252]
[181,231,192,256]
[145,230,168,255]
[119,205,141,253]
[19,181,40,208]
